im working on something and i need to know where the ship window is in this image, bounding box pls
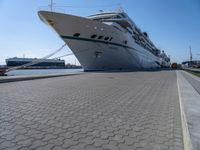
[121,14,126,18]
[91,34,97,38]
[98,36,103,39]
[73,33,80,37]
[114,26,122,31]
[143,32,148,37]
[124,40,127,44]
[104,36,109,40]
[109,37,113,41]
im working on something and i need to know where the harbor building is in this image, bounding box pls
[6,57,65,68]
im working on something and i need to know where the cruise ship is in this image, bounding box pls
[38,9,170,71]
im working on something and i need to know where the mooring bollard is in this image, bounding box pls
[0,68,7,76]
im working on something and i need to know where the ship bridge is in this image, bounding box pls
[87,11,134,30]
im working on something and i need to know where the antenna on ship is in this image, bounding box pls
[49,0,53,11]
[117,6,124,12]
[189,45,193,61]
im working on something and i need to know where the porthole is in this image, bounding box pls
[73,33,80,37]
[124,40,127,44]
[91,34,97,38]
[104,36,109,40]
[98,36,103,39]
[109,37,113,41]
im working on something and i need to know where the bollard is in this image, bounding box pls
[0,68,7,76]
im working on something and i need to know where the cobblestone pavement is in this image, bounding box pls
[0,71,183,150]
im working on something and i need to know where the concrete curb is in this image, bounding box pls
[183,68,200,73]
[176,71,192,150]
[0,73,82,84]
[184,70,200,82]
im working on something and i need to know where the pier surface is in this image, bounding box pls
[177,71,200,150]
[0,71,184,150]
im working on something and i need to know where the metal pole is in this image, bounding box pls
[50,0,53,11]
[189,46,192,61]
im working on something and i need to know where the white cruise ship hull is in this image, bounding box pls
[38,11,162,71]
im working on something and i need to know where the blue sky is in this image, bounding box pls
[0,0,200,65]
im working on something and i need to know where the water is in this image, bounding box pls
[6,69,83,76]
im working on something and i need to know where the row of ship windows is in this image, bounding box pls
[73,32,156,55]
[73,33,113,41]
[132,33,154,48]
[132,35,159,56]
[73,33,128,45]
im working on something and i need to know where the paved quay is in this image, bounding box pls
[0,70,183,150]
[177,71,200,150]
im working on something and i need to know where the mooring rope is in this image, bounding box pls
[6,43,96,73]
[53,52,74,59]
[6,43,67,72]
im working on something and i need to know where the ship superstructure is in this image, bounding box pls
[38,9,170,71]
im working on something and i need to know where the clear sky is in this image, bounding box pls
[0,0,200,65]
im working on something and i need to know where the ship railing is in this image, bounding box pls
[38,6,66,14]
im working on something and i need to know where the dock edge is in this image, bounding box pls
[176,70,192,150]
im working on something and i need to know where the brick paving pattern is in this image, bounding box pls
[0,71,183,150]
